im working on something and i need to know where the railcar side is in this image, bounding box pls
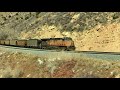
[9,40,17,46]
[4,40,10,45]
[27,39,41,48]
[0,40,5,45]
[16,40,27,47]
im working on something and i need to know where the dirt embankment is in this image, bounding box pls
[0,50,120,78]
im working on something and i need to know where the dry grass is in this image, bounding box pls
[0,49,120,78]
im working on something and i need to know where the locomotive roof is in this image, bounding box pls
[50,38,63,40]
[41,38,64,40]
[41,37,72,40]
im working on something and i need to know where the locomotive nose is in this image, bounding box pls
[71,40,75,46]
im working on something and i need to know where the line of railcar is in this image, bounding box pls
[0,37,75,51]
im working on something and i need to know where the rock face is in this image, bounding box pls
[1,12,120,52]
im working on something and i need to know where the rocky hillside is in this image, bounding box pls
[0,12,120,52]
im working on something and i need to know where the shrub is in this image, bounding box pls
[0,32,9,39]
[113,14,119,19]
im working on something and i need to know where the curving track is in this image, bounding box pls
[0,45,120,61]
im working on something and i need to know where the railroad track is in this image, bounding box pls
[74,51,120,55]
[1,45,120,55]
[1,45,120,61]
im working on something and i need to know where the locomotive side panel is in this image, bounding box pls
[16,40,27,47]
[63,40,74,46]
[48,39,74,46]
[48,39,63,46]
[63,40,75,50]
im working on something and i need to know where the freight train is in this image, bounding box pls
[0,37,75,51]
